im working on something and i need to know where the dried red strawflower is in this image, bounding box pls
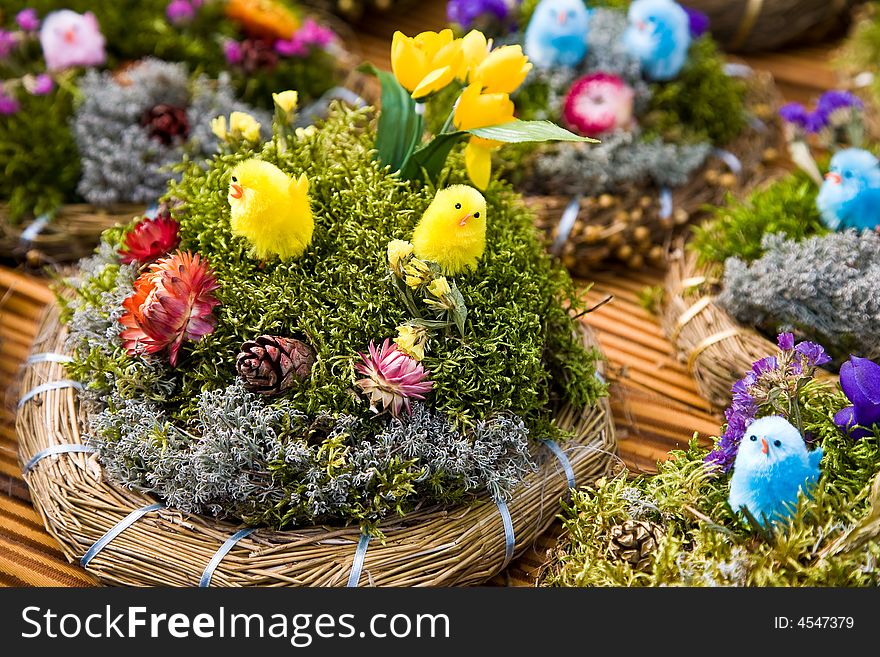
[118,212,181,265]
[120,250,219,366]
[140,103,190,145]
[355,339,433,417]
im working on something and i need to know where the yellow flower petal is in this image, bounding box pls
[459,30,490,81]
[211,116,227,140]
[465,139,494,191]
[411,64,456,99]
[272,90,299,113]
[472,45,532,95]
[229,111,262,142]
[454,83,515,131]
[391,31,430,92]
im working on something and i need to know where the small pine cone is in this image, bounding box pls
[607,519,665,571]
[236,336,315,395]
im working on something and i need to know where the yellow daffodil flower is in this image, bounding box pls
[229,111,262,142]
[458,30,490,81]
[391,29,463,100]
[454,84,515,190]
[272,90,299,114]
[472,45,532,95]
[394,323,428,361]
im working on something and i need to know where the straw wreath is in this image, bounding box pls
[17,303,617,587]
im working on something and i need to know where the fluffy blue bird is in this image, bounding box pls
[524,0,591,69]
[621,0,691,81]
[728,416,822,527]
[816,148,880,231]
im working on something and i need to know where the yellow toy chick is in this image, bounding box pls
[412,185,487,276]
[227,158,314,261]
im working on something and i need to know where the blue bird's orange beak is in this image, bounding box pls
[825,172,842,185]
[230,182,243,199]
[761,438,769,455]
[558,12,567,25]
[636,20,646,30]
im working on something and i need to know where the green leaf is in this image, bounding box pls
[468,120,598,144]
[358,63,423,171]
[399,132,466,183]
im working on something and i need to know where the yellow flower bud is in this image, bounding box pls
[458,30,490,81]
[211,116,227,141]
[394,323,428,361]
[472,45,532,95]
[427,276,452,298]
[229,111,262,142]
[387,239,414,266]
[453,83,515,132]
[464,139,494,191]
[272,90,299,113]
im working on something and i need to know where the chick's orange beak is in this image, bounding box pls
[230,182,243,199]
[825,172,842,184]
[761,438,769,455]
[458,213,473,227]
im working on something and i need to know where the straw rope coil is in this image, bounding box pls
[529,70,783,276]
[16,303,618,587]
[688,0,858,53]
[660,248,779,410]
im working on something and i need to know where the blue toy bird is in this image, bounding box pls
[728,416,822,527]
[816,148,880,231]
[622,0,691,81]
[524,0,591,69]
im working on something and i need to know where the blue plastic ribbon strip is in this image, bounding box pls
[712,148,742,175]
[18,380,83,408]
[541,439,576,492]
[26,352,73,365]
[22,443,96,474]
[658,187,673,220]
[144,203,159,219]
[723,62,753,78]
[496,498,515,570]
[20,213,51,243]
[81,503,165,568]
[748,115,768,133]
[199,527,256,587]
[346,533,372,587]
[552,194,583,256]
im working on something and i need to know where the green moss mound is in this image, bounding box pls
[546,382,880,587]
[63,105,606,527]
[690,172,827,266]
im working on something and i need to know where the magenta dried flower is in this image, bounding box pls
[24,73,54,96]
[0,90,20,115]
[16,9,41,32]
[223,40,243,64]
[166,0,196,25]
[355,339,433,417]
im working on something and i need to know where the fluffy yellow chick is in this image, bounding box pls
[227,158,313,261]
[412,185,487,275]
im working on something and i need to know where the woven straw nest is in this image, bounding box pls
[528,70,783,277]
[660,247,838,410]
[16,303,618,587]
[688,0,860,53]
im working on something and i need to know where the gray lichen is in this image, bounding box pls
[72,58,269,205]
[718,230,880,362]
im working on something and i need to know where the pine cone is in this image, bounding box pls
[607,519,665,571]
[236,336,316,395]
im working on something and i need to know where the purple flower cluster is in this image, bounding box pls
[166,0,202,25]
[447,0,512,29]
[16,8,40,31]
[779,90,864,134]
[683,6,710,38]
[705,333,831,473]
[274,19,335,58]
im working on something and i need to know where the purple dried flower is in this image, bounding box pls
[275,19,335,58]
[777,332,795,351]
[274,36,306,57]
[833,356,880,440]
[25,73,54,95]
[803,110,829,134]
[683,6,710,38]
[779,102,809,128]
[817,90,863,114]
[0,30,17,59]
[706,372,758,473]
[0,90,20,115]
[223,40,242,64]
[166,0,195,25]
[795,341,831,367]
[16,8,41,32]
[447,0,511,30]
[751,356,778,376]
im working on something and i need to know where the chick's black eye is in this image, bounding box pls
[473,212,480,218]
[774,440,782,447]
[750,435,757,442]
[455,203,461,210]
[232,176,237,182]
